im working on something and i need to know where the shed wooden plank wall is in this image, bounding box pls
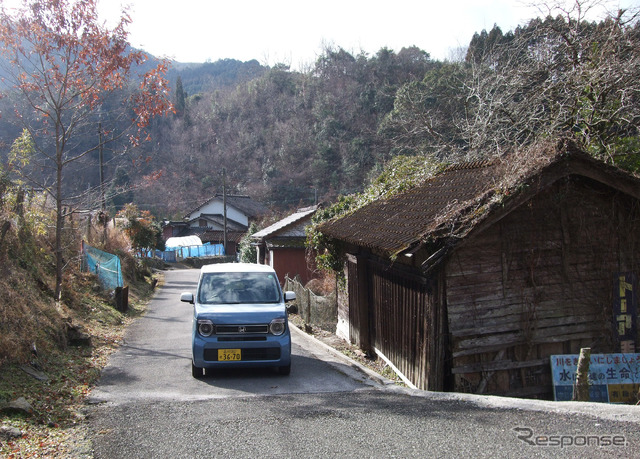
[368,260,443,390]
[445,177,640,398]
[346,256,364,348]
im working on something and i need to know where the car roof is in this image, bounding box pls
[199,262,276,274]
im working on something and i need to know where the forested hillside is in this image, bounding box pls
[134,46,436,216]
[131,4,640,218]
[1,1,639,220]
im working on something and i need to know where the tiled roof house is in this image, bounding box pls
[162,194,268,256]
[252,205,319,285]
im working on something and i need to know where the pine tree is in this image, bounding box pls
[175,76,186,117]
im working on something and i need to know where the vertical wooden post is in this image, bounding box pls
[115,286,129,313]
[357,255,372,355]
[572,347,591,402]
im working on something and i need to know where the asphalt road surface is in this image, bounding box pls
[87,268,640,458]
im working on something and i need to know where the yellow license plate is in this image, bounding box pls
[218,349,241,361]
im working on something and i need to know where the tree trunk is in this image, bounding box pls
[55,135,63,302]
[0,220,11,248]
[14,188,24,216]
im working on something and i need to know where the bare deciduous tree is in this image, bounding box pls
[0,0,173,300]
[384,0,640,165]
[464,0,640,160]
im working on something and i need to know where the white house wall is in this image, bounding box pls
[186,200,249,227]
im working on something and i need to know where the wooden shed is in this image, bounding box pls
[319,143,640,398]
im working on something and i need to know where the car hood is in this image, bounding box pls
[195,303,286,324]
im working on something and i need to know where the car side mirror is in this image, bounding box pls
[180,292,194,304]
[284,291,296,302]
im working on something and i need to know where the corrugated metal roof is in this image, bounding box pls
[252,206,317,239]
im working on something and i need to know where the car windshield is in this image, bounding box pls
[198,272,281,304]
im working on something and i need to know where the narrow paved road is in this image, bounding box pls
[89,268,367,404]
[87,268,640,458]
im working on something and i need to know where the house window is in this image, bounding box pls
[199,219,206,227]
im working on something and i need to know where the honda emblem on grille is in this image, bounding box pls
[238,326,246,333]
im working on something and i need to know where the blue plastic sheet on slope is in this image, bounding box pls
[82,241,124,291]
[140,243,225,262]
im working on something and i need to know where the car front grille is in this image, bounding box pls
[218,336,267,342]
[215,324,269,334]
[203,347,281,362]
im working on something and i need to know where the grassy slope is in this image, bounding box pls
[0,268,159,457]
[0,195,160,457]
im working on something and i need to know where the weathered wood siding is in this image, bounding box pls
[368,260,443,390]
[346,255,364,348]
[446,177,640,398]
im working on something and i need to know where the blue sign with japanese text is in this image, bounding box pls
[550,353,640,403]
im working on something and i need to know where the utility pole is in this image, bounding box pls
[223,167,227,255]
[98,120,106,244]
[98,121,105,211]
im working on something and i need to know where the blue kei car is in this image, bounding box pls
[181,263,297,378]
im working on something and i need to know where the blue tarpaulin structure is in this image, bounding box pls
[171,243,225,259]
[141,243,225,262]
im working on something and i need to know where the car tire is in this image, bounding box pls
[277,364,291,376]
[192,362,204,378]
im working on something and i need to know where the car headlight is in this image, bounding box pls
[197,319,214,337]
[269,318,286,336]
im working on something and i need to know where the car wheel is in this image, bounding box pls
[277,364,291,376]
[192,362,204,378]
